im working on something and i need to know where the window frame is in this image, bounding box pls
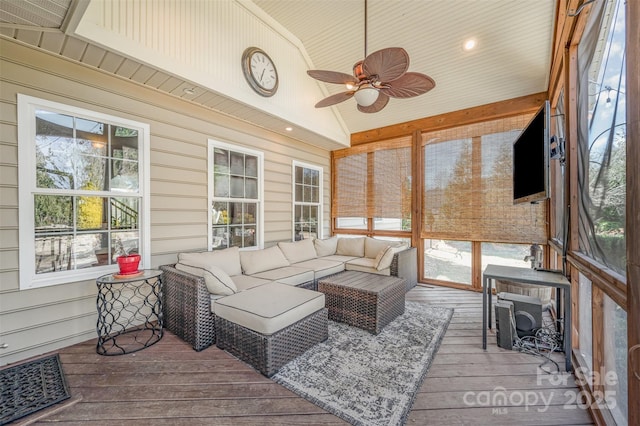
[17,94,151,290]
[291,160,323,241]
[207,139,264,250]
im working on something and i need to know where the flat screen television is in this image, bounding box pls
[513,100,550,204]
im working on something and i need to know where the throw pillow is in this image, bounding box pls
[374,244,408,271]
[240,246,290,275]
[314,237,338,257]
[365,237,395,259]
[278,239,317,264]
[336,237,365,257]
[374,246,395,270]
[175,262,237,296]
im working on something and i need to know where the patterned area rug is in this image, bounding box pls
[273,301,453,426]
[0,354,71,425]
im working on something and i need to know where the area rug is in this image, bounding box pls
[272,301,453,426]
[0,353,71,425]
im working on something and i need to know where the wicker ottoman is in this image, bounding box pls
[318,271,406,334]
[214,282,328,377]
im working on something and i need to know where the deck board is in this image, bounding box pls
[27,285,592,425]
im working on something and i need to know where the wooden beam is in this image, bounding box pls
[412,129,423,281]
[626,0,640,423]
[350,92,547,145]
[567,43,580,352]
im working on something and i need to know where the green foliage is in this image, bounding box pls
[594,233,626,272]
[34,195,72,228]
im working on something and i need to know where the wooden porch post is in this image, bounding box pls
[626,0,640,423]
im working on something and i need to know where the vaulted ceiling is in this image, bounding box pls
[0,0,557,148]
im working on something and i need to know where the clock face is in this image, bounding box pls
[250,52,277,90]
[242,47,278,97]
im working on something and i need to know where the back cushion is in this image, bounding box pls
[278,239,317,264]
[175,262,237,296]
[240,246,290,275]
[314,237,338,257]
[365,237,394,259]
[178,247,241,277]
[336,237,365,257]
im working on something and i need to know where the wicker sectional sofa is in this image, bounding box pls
[160,236,417,353]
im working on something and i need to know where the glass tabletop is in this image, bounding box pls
[97,269,162,284]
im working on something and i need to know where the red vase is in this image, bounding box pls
[117,254,141,275]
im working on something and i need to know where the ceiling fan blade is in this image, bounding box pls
[380,72,436,98]
[362,48,410,82]
[307,70,358,85]
[315,91,355,108]
[357,92,390,113]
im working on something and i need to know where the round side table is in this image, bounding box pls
[95,269,163,355]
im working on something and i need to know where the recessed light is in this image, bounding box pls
[183,87,196,95]
[285,127,293,132]
[463,38,477,51]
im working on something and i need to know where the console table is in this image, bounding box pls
[96,269,164,355]
[482,264,572,371]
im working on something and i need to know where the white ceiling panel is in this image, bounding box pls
[0,0,556,146]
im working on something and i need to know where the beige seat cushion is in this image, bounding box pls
[291,258,345,279]
[278,239,317,264]
[346,257,391,275]
[251,266,315,286]
[240,246,290,275]
[213,282,325,335]
[230,274,271,292]
[319,254,359,264]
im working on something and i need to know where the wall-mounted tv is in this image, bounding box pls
[513,100,550,204]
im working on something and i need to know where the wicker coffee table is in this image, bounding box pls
[318,271,406,334]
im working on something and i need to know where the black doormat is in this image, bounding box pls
[0,354,71,425]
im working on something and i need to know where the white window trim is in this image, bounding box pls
[292,160,323,240]
[207,139,264,250]
[17,94,151,290]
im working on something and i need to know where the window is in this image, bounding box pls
[208,140,263,250]
[17,95,150,290]
[423,239,472,285]
[577,0,626,276]
[578,274,594,373]
[292,161,322,241]
[421,117,547,286]
[332,136,412,233]
[422,116,547,244]
[603,293,628,423]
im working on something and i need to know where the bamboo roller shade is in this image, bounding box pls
[422,114,548,244]
[333,115,547,245]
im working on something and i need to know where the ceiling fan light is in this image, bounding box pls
[354,86,379,107]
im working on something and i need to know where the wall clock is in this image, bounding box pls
[241,47,279,97]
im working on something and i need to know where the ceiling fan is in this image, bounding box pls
[307,0,435,113]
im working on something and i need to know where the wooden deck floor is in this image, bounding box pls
[27,285,593,425]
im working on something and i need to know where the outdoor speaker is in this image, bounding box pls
[498,292,543,337]
[495,300,515,350]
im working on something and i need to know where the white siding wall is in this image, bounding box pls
[74,0,348,144]
[0,38,331,365]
